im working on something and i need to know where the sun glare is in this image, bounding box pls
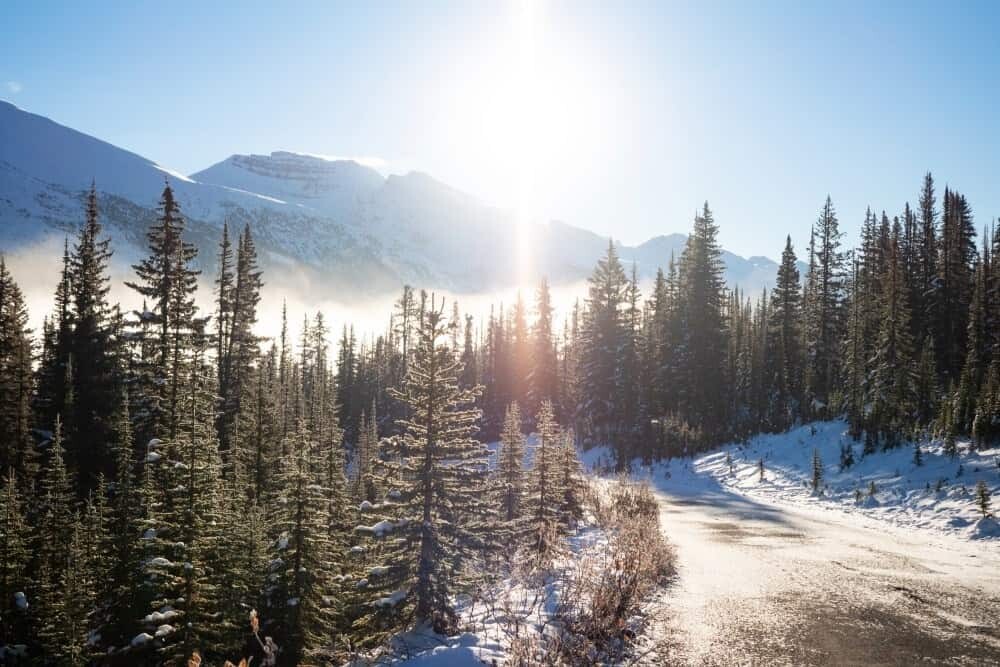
[441,0,605,285]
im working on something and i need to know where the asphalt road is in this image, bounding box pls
[648,482,1000,665]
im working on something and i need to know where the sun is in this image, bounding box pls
[441,0,605,284]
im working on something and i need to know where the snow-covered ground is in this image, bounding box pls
[598,420,1000,542]
[358,526,607,666]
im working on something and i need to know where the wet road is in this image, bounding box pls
[648,481,1000,665]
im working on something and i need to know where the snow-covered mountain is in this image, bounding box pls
[0,100,790,298]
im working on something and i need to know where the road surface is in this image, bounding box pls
[648,479,1000,665]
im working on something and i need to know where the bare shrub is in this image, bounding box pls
[553,479,675,664]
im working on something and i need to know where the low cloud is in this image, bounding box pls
[5,236,588,354]
[5,81,22,94]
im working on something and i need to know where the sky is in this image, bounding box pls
[2,0,999,258]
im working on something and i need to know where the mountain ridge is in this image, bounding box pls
[0,100,793,296]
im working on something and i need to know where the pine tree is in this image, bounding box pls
[270,418,342,663]
[96,391,148,656]
[915,173,938,343]
[529,278,559,418]
[975,479,992,518]
[356,299,489,636]
[35,240,75,438]
[811,448,823,492]
[768,236,802,429]
[579,241,627,444]
[496,403,526,523]
[66,182,121,496]
[555,430,585,526]
[525,400,564,557]
[125,182,201,444]
[676,203,729,437]
[0,469,28,649]
[935,188,977,381]
[871,225,917,439]
[354,403,379,503]
[0,259,35,478]
[34,417,82,662]
[803,197,847,415]
[139,321,228,665]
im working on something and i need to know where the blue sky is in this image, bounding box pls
[2,0,998,258]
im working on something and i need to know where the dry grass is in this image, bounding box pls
[551,480,675,664]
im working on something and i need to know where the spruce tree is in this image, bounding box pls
[125,182,201,444]
[0,259,34,478]
[803,197,847,415]
[579,241,627,444]
[768,236,802,429]
[270,418,342,663]
[0,470,28,649]
[811,448,823,493]
[676,203,729,438]
[356,299,489,635]
[497,403,526,523]
[525,400,564,557]
[556,430,585,526]
[871,226,917,439]
[975,479,992,518]
[529,277,559,418]
[67,182,120,495]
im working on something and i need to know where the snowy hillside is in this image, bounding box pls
[1,99,789,294]
[614,421,1000,541]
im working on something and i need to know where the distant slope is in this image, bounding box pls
[1,99,793,296]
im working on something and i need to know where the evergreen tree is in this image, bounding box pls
[975,479,992,517]
[871,226,917,439]
[125,182,201,444]
[803,197,847,414]
[496,403,526,523]
[555,430,585,526]
[676,203,729,437]
[356,299,489,635]
[525,400,564,557]
[270,418,342,664]
[935,188,977,381]
[0,470,28,649]
[579,241,627,444]
[529,278,559,418]
[811,448,823,492]
[0,260,34,477]
[769,236,802,429]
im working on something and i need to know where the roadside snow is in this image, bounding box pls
[598,420,1000,541]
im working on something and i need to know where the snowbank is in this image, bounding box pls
[621,420,1000,541]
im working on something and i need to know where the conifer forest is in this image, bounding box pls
[1,170,999,664]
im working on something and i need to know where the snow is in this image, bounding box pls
[368,565,390,577]
[147,556,172,567]
[374,590,407,608]
[145,452,161,463]
[355,519,405,537]
[359,500,374,512]
[130,633,153,647]
[153,624,174,639]
[363,525,608,665]
[13,591,27,610]
[143,607,178,624]
[608,420,1000,542]
[0,99,789,300]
